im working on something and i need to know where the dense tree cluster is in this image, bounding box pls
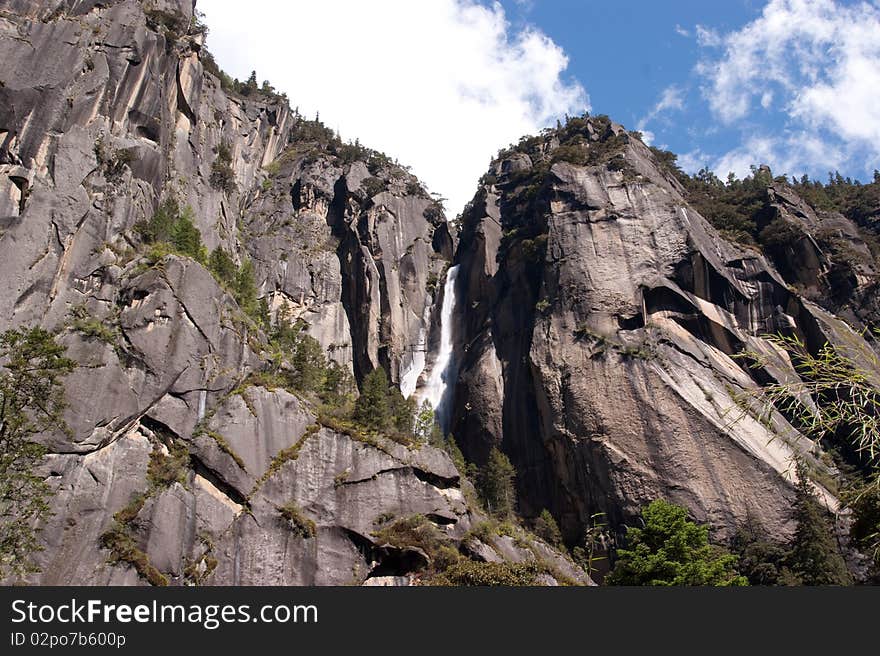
[606,499,748,586]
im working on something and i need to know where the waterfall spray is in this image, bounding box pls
[421,265,460,431]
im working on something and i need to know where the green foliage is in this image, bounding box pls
[649,146,686,181]
[423,201,444,223]
[193,426,246,471]
[210,142,236,193]
[369,515,507,581]
[843,475,880,569]
[737,330,880,578]
[94,136,133,181]
[572,512,611,577]
[786,462,852,585]
[291,334,327,393]
[730,520,791,585]
[68,305,118,346]
[551,143,588,165]
[315,364,418,446]
[442,434,474,480]
[231,258,264,327]
[678,167,771,246]
[207,248,266,327]
[145,8,186,40]
[100,521,168,587]
[606,499,748,586]
[252,425,320,493]
[354,368,391,432]
[146,441,190,491]
[389,386,417,436]
[425,272,440,297]
[361,176,386,199]
[758,218,806,251]
[0,328,75,577]
[263,309,355,409]
[207,247,237,287]
[413,401,436,444]
[321,361,356,407]
[792,171,880,236]
[278,502,316,538]
[135,198,206,263]
[738,332,880,468]
[534,509,564,549]
[429,560,540,586]
[289,115,338,147]
[99,490,168,586]
[372,515,444,556]
[520,235,548,262]
[99,437,190,587]
[479,448,517,520]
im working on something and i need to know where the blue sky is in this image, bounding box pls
[202,0,880,214]
[500,0,761,163]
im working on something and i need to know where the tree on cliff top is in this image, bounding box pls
[0,327,75,577]
[606,499,748,586]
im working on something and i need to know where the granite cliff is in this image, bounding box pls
[1,0,877,585]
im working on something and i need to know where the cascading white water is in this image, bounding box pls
[421,265,460,422]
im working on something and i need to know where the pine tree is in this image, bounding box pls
[0,328,75,577]
[242,70,258,96]
[292,334,326,393]
[786,463,852,586]
[168,206,204,262]
[480,448,516,519]
[606,499,748,586]
[208,247,236,287]
[354,368,390,431]
[232,258,260,321]
[388,387,416,435]
[535,509,563,548]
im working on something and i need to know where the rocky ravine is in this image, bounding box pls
[0,0,585,585]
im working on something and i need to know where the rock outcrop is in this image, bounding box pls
[2,1,876,586]
[448,116,877,547]
[0,0,583,586]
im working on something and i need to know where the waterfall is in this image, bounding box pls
[421,265,460,430]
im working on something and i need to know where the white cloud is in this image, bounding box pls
[697,0,880,180]
[712,132,846,180]
[636,85,685,133]
[677,148,712,174]
[199,0,588,216]
[674,24,690,38]
[695,24,722,47]
[655,85,685,114]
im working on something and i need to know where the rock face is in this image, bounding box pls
[449,116,877,544]
[2,1,876,586]
[1,0,585,586]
